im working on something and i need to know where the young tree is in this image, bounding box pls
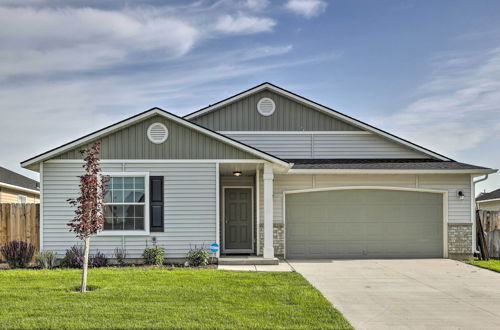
[67,141,106,293]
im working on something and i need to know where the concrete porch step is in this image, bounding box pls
[218,256,279,265]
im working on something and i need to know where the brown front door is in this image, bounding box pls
[224,188,253,252]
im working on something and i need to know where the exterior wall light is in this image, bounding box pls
[457,190,465,200]
[233,170,242,177]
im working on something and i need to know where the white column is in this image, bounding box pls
[263,162,274,258]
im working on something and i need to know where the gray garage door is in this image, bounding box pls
[285,189,443,259]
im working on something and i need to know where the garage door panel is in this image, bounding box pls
[286,189,443,259]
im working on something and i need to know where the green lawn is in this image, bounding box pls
[0,267,352,329]
[466,258,500,273]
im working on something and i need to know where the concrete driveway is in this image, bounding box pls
[289,259,500,330]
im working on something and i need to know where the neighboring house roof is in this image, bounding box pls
[20,108,290,170]
[0,167,39,194]
[287,159,496,174]
[184,82,452,161]
[476,188,500,202]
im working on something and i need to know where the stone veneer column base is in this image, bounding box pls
[258,223,284,258]
[448,223,473,260]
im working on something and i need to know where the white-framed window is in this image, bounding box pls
[18,195,27,203]
[100,172,149,236]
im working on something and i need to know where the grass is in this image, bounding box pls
[466,258,500,273]
[0,267,352,329]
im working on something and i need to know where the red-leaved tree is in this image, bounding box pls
[67,141,106,293]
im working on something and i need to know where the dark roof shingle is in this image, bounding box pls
[0,167,39,191]
[476,188,500,202]
[288,159,493,171]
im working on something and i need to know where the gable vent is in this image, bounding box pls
[257,97,276,116]
[147,123,168,144]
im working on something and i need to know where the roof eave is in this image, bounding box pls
[287,168,498,175]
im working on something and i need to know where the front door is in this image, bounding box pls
[224,188,253,252]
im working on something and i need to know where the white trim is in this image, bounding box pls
[218,131,372,135]
[0,182,40,195]
[470,175,476,253]
[221,186,254,254]
[215,163,220,258]
[287,169,497,175]
[184,83,450,161]
[476,197,500,203]
[255,165,260,256]
[263,163,274,258]
[282,185,449,258]
[98,171,150,236]
[39,162,44,250]
[45,159,270,164]
[21,108,290,168]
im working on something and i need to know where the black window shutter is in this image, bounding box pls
[149,176,164,232]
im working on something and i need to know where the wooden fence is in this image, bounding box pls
[478,210,500,258]
[0,203,39,260]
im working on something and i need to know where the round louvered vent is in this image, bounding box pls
[147,123,168,144]
[257,97,276,116]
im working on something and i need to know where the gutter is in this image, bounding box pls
[0,182,40,195]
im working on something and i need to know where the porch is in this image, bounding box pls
[217,162,277,262]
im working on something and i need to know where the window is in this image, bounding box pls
[102,173,149,235]
[18,195,27,203]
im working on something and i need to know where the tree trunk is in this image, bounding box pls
[81,237,91,293]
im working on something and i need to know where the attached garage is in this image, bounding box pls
[285,188,446,259]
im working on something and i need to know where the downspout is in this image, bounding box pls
[472,174,488,254]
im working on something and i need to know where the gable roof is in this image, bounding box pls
[184,82,452,161]
[476,188,500,203]
[21,108,290,170]
[0,167,39,194]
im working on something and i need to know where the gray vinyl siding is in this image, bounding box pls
[55,115,256,160]
[258,173,471,226]
[227,133,429,159]
[191,90,361,131]
[42,162,216,258]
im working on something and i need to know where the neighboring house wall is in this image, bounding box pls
[225,132,429,159]
[257,173,472,257]
[477,200,500,211]
[190,90,361,131]
[0,187,39,203]
[42,161,217,258]
[55,115,257,160]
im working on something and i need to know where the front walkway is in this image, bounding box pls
[289,259,500,330]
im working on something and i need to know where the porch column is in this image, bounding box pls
[263,162,275,258]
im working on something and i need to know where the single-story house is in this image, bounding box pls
[21,83,497,261]
[0,166,39,203]
[476,188,500,211]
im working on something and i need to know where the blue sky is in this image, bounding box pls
[0,0,499,193]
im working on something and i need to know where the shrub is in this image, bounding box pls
[35,250,58,269]
[60,245,84,268]
[91,251,108,268]
[60,245,108,268]
[114,247,128,266]
[186,246,210,267]
[143,247,165,266]
[0,240,36,269]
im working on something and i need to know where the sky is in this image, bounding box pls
[0,0,499,194]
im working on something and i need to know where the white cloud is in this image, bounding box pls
[378,48,500,157]
[243,0,270,11]
[0,6,199,78]
[285,0,327,18]
[215,14,276,34]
